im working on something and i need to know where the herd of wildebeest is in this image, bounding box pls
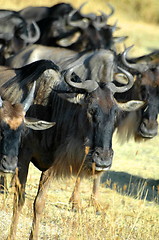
[0,2,159,239]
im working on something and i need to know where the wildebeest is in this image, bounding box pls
[115,47,159,141]
[5,44,77,68]
[0,9,40,61]
[68,47,159,211]
[35,3,126,52]
[18,2,79,49]
[18,2,124,52]
[7,43,157,207]
[0,53,144,239]
[0,61,60,174]
[5,44,152,142]
[60,3,126,51]
[5,44,79,68]
[0,81,51,173]
[0,91,56,174]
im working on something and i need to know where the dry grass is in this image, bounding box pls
[0,134,159,240]
[0,1,159,239]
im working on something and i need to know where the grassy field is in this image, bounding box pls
[1,134,159,240]
[0,0,159,240]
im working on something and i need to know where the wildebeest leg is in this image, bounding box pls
[29,169,52,240]
[90,173,103,212]
[69,177,81,210]
[7,164,29,240]
[69,147,90,210]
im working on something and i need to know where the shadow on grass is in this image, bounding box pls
[101,171,159,203]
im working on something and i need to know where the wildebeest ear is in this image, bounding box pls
[24,117,56,130]
[57,93,85,104]
[115,100,145,112]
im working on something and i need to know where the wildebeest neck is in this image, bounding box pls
[26,86,116,175]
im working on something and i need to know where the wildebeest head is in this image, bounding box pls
[35,3,80,47]
[60,64,144,173]
[0,82,55,173]
[53,3,125,51]
[64,3,115,51]
[120,47,159,140]
[0,10,40,58]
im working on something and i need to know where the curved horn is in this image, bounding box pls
[20,21,40,43]
[121,45,149,72]
[67,4,89,29]
[106,3,115,19]
[78,2,88,12]
[22,81,36,112]
[93,11,108,28]
[90,3,115,29]
[107,66,134,93]
[65,67,99,93]
[83,2,114,23]
[79,2,97,20]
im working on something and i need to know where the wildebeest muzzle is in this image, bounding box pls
[0,155,18,173]
[87,147,113,171]
[139,118,158,138]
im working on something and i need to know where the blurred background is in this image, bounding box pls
[0,0,159,56]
